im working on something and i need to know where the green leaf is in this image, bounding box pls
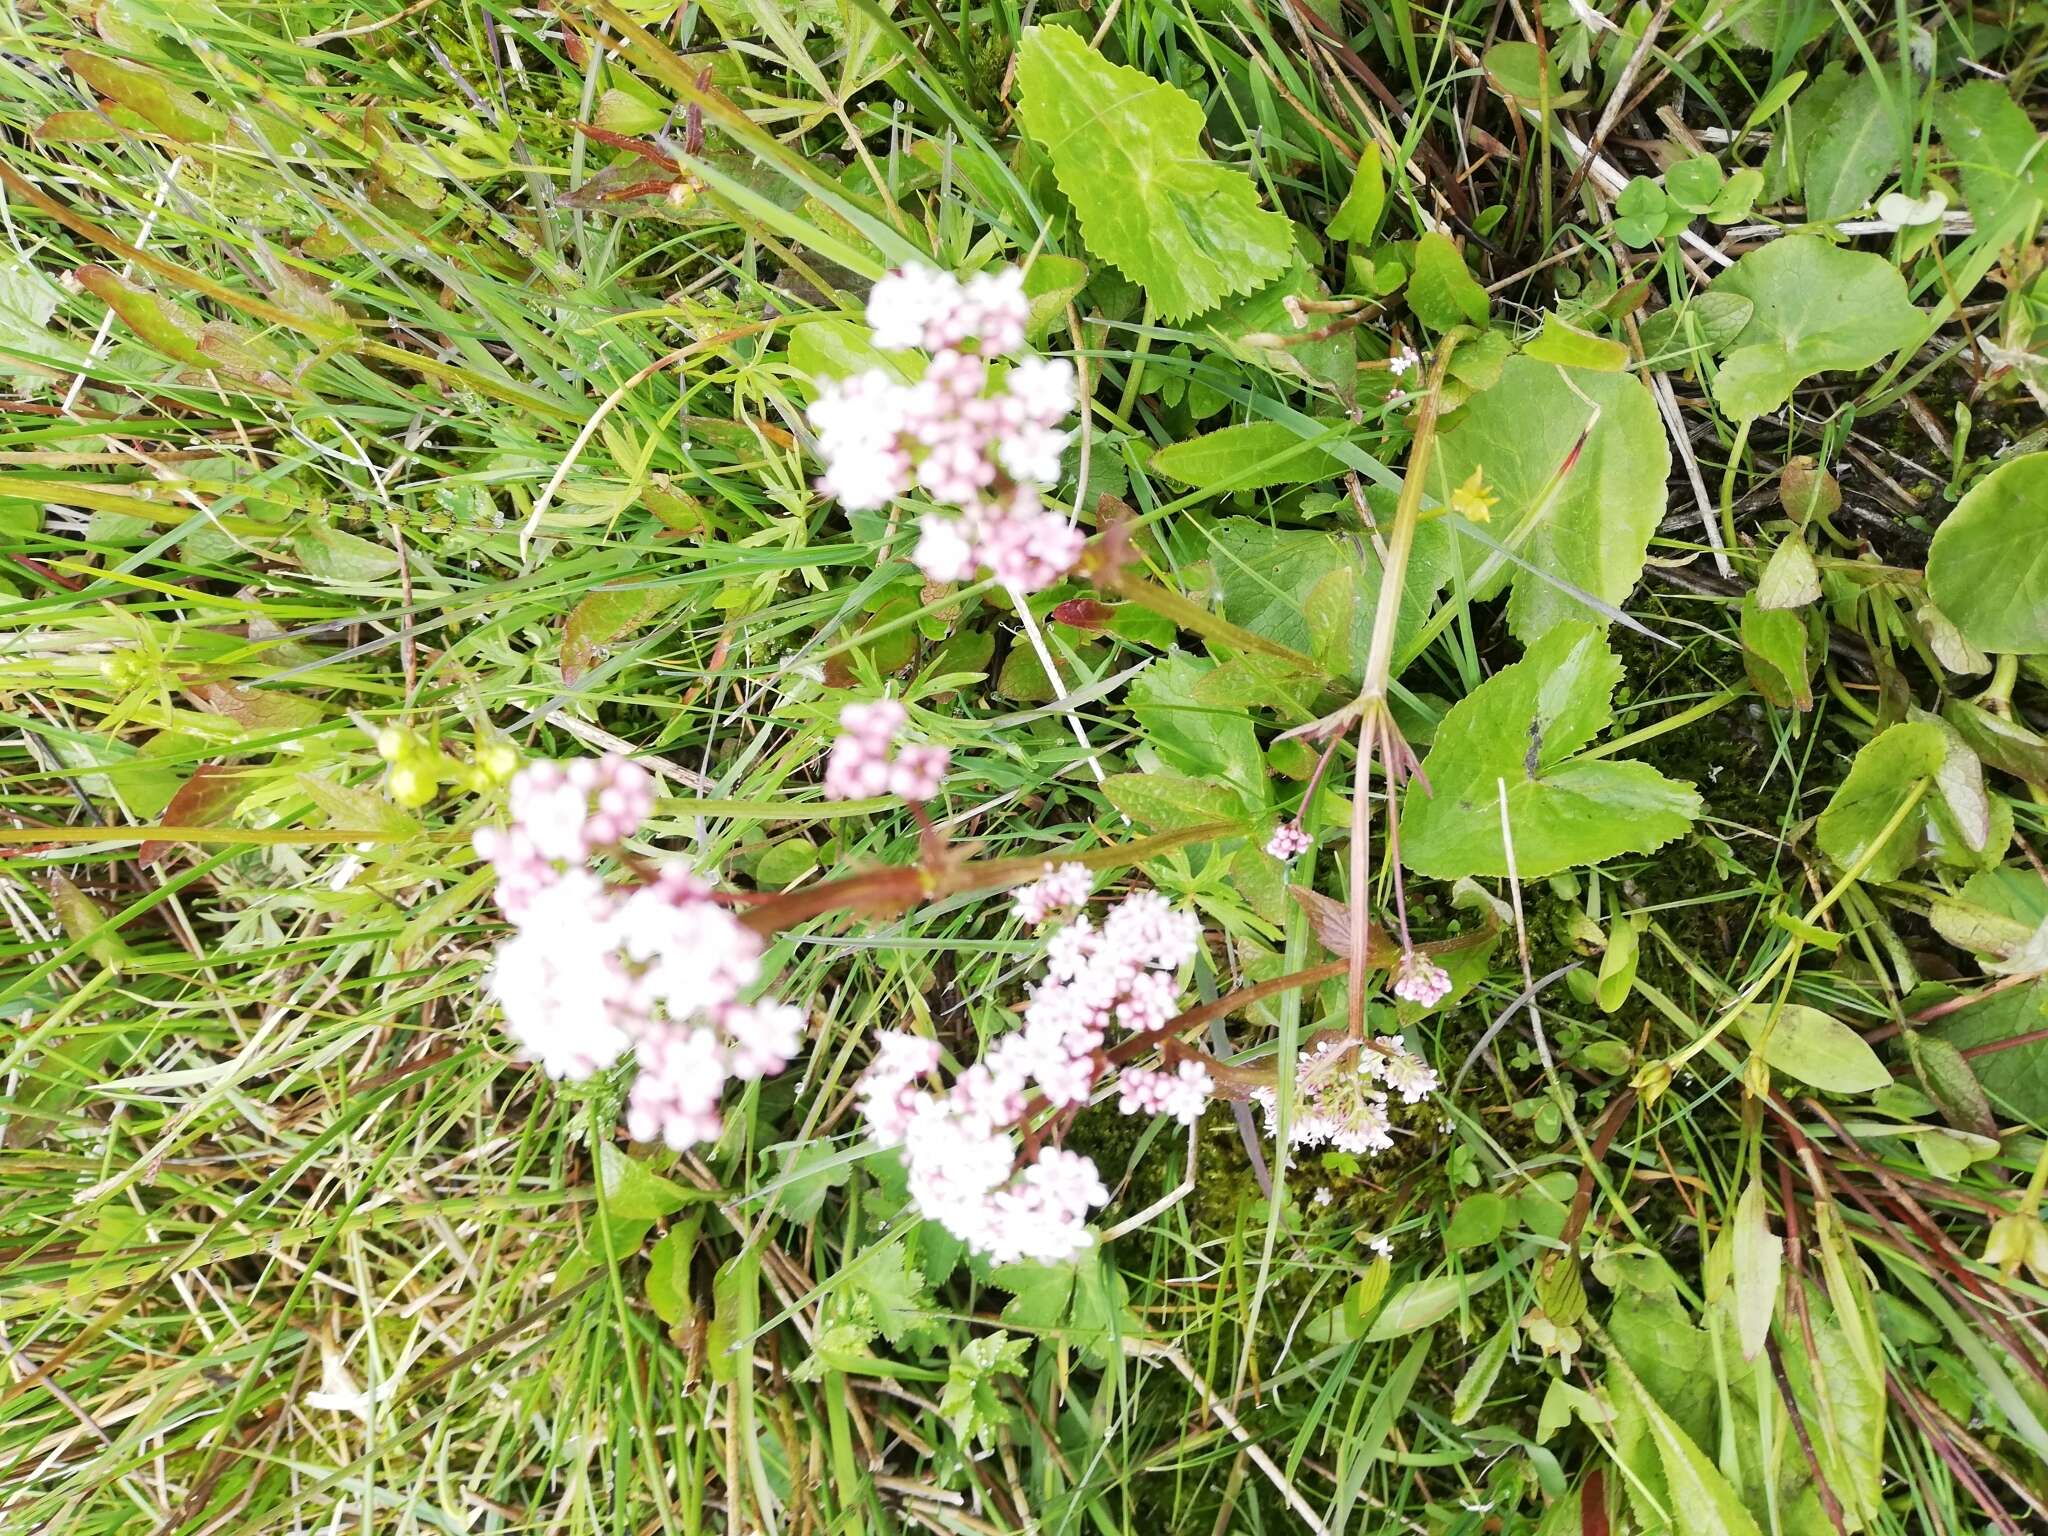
[1665,155,1725,213]
[1522,313,1628,372]
[1451,1320,1515,1423]
[598,1143,693,1219]
[1926,453,2048,655]
[562,582,685,683]
[1707,236,1923,421]
[1023,253,1090,344]
[1615,1358,1766,1536]
[706,1248,760,1384]
[1944,698,2048,784]
[1406,231,1490,330]
[1015,27,1292,322]
[772,1138,852,1223]
[1205,514,1449,675]
[1804,70,1907,220]
[1730,1177,1781,1360]
[47,874,134,974]
[847,1237,943,1350]
[1596,914,1640,1013]
[786,316,917,383]
[1201,258,1359,398]
[1757,536,1821,610]
[1734,1004,1892,1093]
[1445,1191,1508,1249]
[1482,42,1585,107]
[1149,421,1351,491]
[1930,978,2048,1120]
[1815,721,1944,882]
[64,50,228,143]
[1904,1029,1997,1138]
[1327,141,1384,243]
[1402,622,1702,879]
[1933,81,2048,220]
[1740,593,1813,710]
[293,522,402,583]
[1365,1272,1472,1339]
[1128,652,1267,809]
[644,1221,699,1326]
[1102,772,1247,832]
[1427,355,1669,644]
[940,1331,1030,1447]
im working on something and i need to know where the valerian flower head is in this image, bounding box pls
[808,263,1085,594]
[1391,949,1453,1009]
[822,698,950,803]
[474,755,800,1152]
[856,886,1204,1262]
[1265,821,1313,861]
[1255,1034,1441,1157]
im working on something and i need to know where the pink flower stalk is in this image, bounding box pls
[1265,821,1312,862]
[475,754,800,1151]
[1254,1032,1440,1158]
[808,263,1085,595]
[1391,950,1453,1009]
[855,887,1202,1262]
[1012,862,1092,924]
[822,698,951,803]
[1116,1061,1213,1126]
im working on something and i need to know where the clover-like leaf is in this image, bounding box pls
[1707,236,1922,420]
[1016,26,1292,322]
[1427,354,1669,644]
[1926,453,2048,654]
[1401,622,1703,879]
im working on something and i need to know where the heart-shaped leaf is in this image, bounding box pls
[1401,622,1703,879]
[1707,236,1922,420]
[1926,453,2048,655]
[1427,355,1669,644]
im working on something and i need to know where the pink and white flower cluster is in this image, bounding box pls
[1116,1060,1214,1125]
[474,754,800,1149]
[1391,950,1453,1009]
[1254,1032,1441,1158]
[808,264,1085,593]
[823,698,949,802]
[855,885,1205,1263]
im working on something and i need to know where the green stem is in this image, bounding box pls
[1983,652,2020,717]
[1720,416,1752,553]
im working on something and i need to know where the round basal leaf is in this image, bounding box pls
[1428,354,1669,644]
[1666,154,1725,213]
[1734,1004,1892,1093]
[1482,41,1586,107]
[1926,453,2048,654]
[1707,236,1923,420]
[1815,721,1944,882]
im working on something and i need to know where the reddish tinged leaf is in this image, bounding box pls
[63,51,229,143]
[562,584,683,683]
[1288,885,1394,964]
[188,681,325,731]
[75,265,207,367]
[1581,1469,1608,1536]
[1050,598,1113,630]
[139,766,248,867]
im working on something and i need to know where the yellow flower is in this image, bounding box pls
[1450,467,1497,523]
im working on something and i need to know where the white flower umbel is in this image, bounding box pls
[476,755,801,1150]
[854,886,1204,1261]
[808,263,1085,594]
